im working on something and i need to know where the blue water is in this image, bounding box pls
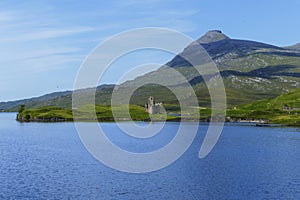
[0,113,299,199]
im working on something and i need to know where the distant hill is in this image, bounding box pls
[284,43,300,51]
[0,91,72,111]
[1,30,300,111]
[0,85,115,111]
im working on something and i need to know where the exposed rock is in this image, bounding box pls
[196,30,230,44]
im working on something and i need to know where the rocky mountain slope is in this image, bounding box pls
[118,30,300,106]
[1,30,300,111]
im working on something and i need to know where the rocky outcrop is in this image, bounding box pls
[16,114,69,122]
[196,30,230,44]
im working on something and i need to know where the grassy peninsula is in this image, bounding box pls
[17,105,151,122]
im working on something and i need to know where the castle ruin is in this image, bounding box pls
[145,96,162,114]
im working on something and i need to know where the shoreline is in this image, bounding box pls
[14,114,298,127]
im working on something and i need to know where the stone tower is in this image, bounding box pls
[148,96,154,106]
[145,96,161,114]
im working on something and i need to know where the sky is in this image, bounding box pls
[0,0,300,101]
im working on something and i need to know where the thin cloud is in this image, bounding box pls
[0,11,16,21]
[18,47,83,60]
[21,54,84,73]
[22,27,94,40]
[0,27,95,43]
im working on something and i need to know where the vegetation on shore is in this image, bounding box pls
[16,90,300,126]
[226,89,300,126]
[17,106,73,122]
[16,105,151,122]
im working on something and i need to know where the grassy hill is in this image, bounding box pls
[227,89,300,126]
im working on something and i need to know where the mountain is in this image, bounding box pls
[1,30,300,111]
[166,31,284,68]
[119,30,300,106]
[284,43,300,51]
[0,90,72,111]
[0,84,115,111]
[196,30,229,44]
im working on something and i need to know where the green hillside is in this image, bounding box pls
[227,89,300,126]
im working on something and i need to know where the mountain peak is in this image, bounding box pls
[197,30,230,44]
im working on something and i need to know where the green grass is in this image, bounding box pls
[16,104,194,122]
[16,89,300,126]
[17,106,73,121]
[17,105,150,122]
[226,89,300,126]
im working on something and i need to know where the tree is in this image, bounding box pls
[18,104,25,114]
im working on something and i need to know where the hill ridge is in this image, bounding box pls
[2,30,300,111]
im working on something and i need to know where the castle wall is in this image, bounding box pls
[145,96,162,114]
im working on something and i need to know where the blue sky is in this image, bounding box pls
[0,0,299,101]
